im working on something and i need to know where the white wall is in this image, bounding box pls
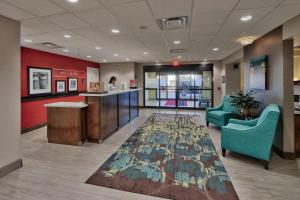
[100,62,135,89]
[0,16,21,169]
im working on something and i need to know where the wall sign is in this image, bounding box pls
[28,67,52,97]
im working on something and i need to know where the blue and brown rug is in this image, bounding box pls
[86,114,239,200]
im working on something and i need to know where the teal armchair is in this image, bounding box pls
[221,104,280,169]
[206,96,237,127]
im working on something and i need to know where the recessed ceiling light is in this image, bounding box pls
[102,59,107,62]
[63,49,69,52]
[113,53,119,57]
[87,55,91,58]
[155,63,162,66]
[111,28,120,34]
[125,58,130,61]
[24,39,32,43]
[237,36,257,45]
[173,40,181,45]
[203,58,207,61]
[212,47,219,51]
[64,34,72,38]
[143,52,149,55]
[95,46,101,50]
[240,15,252,22]
[67,0,79,3]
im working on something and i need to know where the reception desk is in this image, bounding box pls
[80,89,140,143]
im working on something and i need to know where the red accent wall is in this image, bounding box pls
[21,47,100,130]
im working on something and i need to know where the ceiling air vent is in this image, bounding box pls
[157,16,189,30]
[37,42,64,49]
[170,48,187,54]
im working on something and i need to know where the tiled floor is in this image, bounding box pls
[0,109,299,200]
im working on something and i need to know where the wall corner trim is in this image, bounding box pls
[0,159,22,179]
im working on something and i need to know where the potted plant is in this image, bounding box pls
[229,90,261,117]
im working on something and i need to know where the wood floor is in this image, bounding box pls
[0,109,299,200]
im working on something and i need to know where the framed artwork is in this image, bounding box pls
[221,76,225,83]
[250,55,268,91]
[56,80,66,94]
[28,67,52,97]
[68,78,78,92]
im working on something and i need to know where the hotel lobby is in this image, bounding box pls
[1,0,300,200]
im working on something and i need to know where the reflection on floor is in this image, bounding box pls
[0,109,299,200]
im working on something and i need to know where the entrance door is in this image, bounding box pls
[159,72,176,108]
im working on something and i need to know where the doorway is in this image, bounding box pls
[144,64,213,109]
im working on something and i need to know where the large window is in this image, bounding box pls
[144,64,213,109]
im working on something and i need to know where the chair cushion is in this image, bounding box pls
[207,110,230,121]
[225,123,251,130]
[223,96,236,112]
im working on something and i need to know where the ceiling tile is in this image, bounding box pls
[219,7,274,38]
[100,0,143,6]
[128,19,161,36]
[282,0,300,5]
[74,8,118,26]
[147,0,192,19]
[193,0,238,13]
[236,0,282,10]
[0,1,34,20]
[110,1,153,22]
[5,0,65,16]
[46,13,89,29]
[52,0,103,11]
[21,18,64,34]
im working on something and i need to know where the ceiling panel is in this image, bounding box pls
[46,13,89,29]
[100,0,143,6]
[147,0,192,19]
[219,7,274,38]
[128,19,161,36]
[193,0,238,13]
[5,0,65,16]
[21,18,64,35]
[282,0,300,5]
[52,0,103,11]
[235,0,282,10]
[74,8,119,26]
[0,1,34,20]
[110,1,153,22]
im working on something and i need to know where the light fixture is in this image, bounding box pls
[87,55,91,58]
[237,36,257,45]
[63,49,69,52]
[113,53,119,57]
[125,58,130,61]
[24,39,32,43]
[111,28,120,34]
[143,52,149,55]
[212,47,219,51]
[102,59,107,62]
[177,56,182,59]
[173,40,181,45]
[203,58,207,61]
[240,15,252,22]
[64,34,72,38]
[67,0,79,3]
[155,61,159,63]
[155,63,162,66]
[95,46,101,50]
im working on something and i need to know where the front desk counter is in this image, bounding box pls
[80,89,140,143]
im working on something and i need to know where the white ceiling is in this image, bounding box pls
[1,0,300,63]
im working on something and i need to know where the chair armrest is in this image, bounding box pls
[206,102,223,112]
[229,118,258,127]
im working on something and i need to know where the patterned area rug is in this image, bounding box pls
[86,114,239,200]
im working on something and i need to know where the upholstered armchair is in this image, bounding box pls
[206,96,237,127]
[221,104,280,169]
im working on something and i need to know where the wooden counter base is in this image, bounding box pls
[47,107,87,146]
[86,90,139,143]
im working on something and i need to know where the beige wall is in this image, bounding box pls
[294,53,300,81]
[0,16,21,169]
[100,62,135,89]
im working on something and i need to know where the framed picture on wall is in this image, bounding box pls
[250,55,268,91]
[28,67,52,97]
[56,80,66,94]
[68,78,78,92]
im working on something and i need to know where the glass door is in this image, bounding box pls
[178,73,195,108]
[144,72,159,107]
[159,72,176,107]
[195,71,213,109]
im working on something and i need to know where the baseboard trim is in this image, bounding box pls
[272,145,295,160]
[21,123,47,134]
[0,159,22,179]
